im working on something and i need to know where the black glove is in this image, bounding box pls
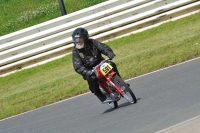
[85,70,96,81]
[107,52,116,60]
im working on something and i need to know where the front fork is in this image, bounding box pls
[106,77,124,96]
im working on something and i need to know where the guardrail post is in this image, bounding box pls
[58,0,67,16]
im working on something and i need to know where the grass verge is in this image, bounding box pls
[0,11,200,120]
[0,0,106,36]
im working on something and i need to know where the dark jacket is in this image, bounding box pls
[72,39,114,78]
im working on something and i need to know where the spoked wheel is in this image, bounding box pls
[100,88,118,109]
[123,88,136,104]
[112,75,137,104]
[107,101,118,109]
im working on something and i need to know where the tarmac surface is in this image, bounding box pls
[1,57,200,133]
[157,116,200,133]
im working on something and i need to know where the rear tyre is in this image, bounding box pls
[100,87,118,109]
[112,75,137,104]
[107,101,118,109]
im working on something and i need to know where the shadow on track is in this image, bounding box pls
[102,98,141,114]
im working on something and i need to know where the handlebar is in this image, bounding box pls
[90,58,111,75]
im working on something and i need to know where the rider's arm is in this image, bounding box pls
[91,39,115,56]
[72,48,87,75]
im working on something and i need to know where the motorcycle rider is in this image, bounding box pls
[72,27,122,103]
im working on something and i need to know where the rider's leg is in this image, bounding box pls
[109,61,121,78]
[109,61,130,87]
[87,79,107,102]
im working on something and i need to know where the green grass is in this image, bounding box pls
[0,10,200,119]
[0,0,106,36]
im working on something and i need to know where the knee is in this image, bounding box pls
[109,61,116,67]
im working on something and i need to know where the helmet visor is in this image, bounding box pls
[74,38,84,45]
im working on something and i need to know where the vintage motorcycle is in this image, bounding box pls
[91,58,137,108]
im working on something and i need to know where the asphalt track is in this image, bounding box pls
[1,57,200,133]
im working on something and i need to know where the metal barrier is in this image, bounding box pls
[0,0,200,76]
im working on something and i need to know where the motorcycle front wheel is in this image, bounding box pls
[112,75,137,104]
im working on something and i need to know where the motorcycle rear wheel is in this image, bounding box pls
[112,75,137,104]
[107,101,118,109]
[100,88,118,108]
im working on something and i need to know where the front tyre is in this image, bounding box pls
[112,75,137,104]
[123,87,137,104]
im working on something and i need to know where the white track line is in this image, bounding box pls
[155,115,200,133]
[126,56,200,81]
[1,56,200,122]
[0,92,90,122]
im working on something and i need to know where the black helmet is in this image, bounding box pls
[72,27,89,45]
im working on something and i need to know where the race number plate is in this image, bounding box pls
[100,63,113,76]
